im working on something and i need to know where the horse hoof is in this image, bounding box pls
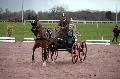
[42,63,47,67]
[52,61,55,64]
[42,61,47,67]
[32,60,35,63]
[80,59,82,62]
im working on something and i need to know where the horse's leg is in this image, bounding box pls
[50,48,56,64]
[51,52,55,64]
[79,51,82,62]
[51,51,54,63]
[42,48,47,66]
[32,43,37,63]
[46,48,49,62]
[42,48,44,61]
[42,48,49,62]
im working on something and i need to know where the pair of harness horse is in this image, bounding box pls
[31,20,58,66]
[31,19,87,66]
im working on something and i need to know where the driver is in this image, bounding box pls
[58,13,69,40]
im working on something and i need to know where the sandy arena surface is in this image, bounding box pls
[0,42,120,79]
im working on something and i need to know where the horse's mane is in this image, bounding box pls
[31,22,37,27]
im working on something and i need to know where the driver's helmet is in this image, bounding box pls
[69,18,74,29]
[70,18,73,23]
[61,13,66,21]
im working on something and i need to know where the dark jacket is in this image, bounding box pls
[113,28,120,36]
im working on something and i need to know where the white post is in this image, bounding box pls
[22,0,24,23]
[102,36,103,40]
[116,6,118,24]
[84,21,86,24]
[63,13,65,16]
[92,21,93,24]
[97,23,99,29]
[24,20,25,25]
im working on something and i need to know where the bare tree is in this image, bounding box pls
[106,11,112,21]
[49,6,67,19]
[0,8,119,21]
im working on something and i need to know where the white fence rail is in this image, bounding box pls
[23,38,35,42]
[0,20,120,24]
[0,37,15,42]
[86,40,110,45]
[24,20,120,24]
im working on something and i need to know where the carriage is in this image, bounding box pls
[31,16,87,66]
[47,23,87,64]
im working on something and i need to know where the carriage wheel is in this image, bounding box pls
[71,43,79,64]
[78,42,87,62]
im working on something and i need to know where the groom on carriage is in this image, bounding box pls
[58,13,76,47]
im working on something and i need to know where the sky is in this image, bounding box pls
[0,0,120,12]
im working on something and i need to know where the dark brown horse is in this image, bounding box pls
[47,29,58,63]
[33,30,59,66]
[31,20,52,66]
[31,21,59,66]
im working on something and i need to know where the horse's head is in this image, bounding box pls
[31,24,39,36]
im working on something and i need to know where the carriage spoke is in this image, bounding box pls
[71,43,79,64]
[78,42,87,62]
